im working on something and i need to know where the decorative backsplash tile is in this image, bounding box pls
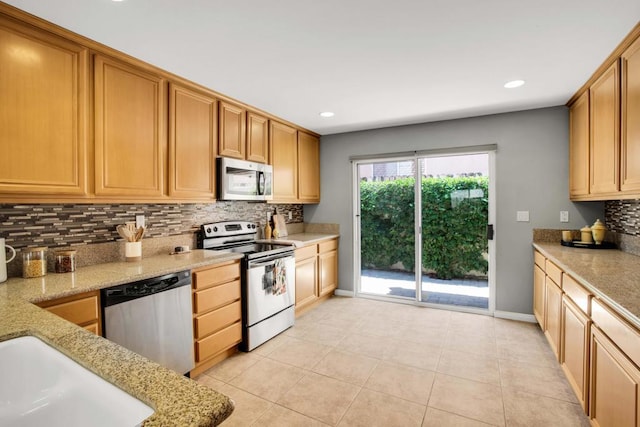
[0,202,303,250]
[605,200,640,236]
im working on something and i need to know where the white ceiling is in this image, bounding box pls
[4,0,640,135]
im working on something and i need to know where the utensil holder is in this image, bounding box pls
[125,241,142,262]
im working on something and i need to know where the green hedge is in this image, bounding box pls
[360,176,488,279]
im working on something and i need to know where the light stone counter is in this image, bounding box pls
[259,232,339,247]
[533,243,640,330]
[0,249,244,426]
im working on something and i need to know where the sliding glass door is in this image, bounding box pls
[354,151,493,312]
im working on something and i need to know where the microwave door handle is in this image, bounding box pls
[257,171,265,195]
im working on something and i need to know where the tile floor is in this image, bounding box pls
[196,297,590,426]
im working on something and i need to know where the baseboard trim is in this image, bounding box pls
[494,311,537,323]
[334,289,355,297]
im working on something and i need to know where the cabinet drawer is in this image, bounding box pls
[563,273,591,315]
[194,300,241,340]
[195,321,242,362]
[545,260,563,288]
[44,296,99,326]
[295,245,317,261]
[193,279,241,314]
[534,251,546,270]
[592,298,640,367]
[319,239,338,253]
[193,262,240,290]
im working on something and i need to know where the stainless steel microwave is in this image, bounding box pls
[217,157,273,201]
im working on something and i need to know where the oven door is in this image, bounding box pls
[246,253,295,327]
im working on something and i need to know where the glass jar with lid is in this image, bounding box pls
[55,249,76,273]
[22,247,47,278]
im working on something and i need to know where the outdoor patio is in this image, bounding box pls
[360,269,489,309]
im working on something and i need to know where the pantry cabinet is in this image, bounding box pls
[621,34,640,194]
[36,291,101,336]
[0,15,89,197]
[191,260,242,376]
[295,237,339,314]
[168,82,217,199]
[94,54,167,198]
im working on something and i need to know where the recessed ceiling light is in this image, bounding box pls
[504,80,525,89]
[319,111,335,118]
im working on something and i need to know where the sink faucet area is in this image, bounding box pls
[0,336,154,426]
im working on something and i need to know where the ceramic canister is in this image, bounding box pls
[1,238,17,283]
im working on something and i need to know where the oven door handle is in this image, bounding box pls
[248,254,294,269]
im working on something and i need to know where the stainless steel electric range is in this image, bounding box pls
[197,220,295,351]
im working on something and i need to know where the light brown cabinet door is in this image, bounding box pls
[544,276,562,361]
[295,255,318,310]
[94,55,167,197]
[590,61,620,196]
[247,111,269,163]
[298,131,321,203]
[0,16,88,196]
[218,101,246,159]
[270,121,298,202]
[533,264,546,328]
[590,326,640,427]
[621,35,640,194]
[319,249,338,297]
[561,295,590,411]
[569,91,590,198]
[168,83,217,199]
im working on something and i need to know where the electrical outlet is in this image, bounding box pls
[516,211,530,222]
[288,211,292,220]
[560,211,569,223]
[135,215,145,228]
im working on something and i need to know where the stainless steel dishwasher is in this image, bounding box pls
[101,270,194,375]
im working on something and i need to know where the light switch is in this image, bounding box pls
[560,211,569,223]
[136,215,145,229]
[516,211,530,222]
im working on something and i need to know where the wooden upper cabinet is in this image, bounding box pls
[297,131,320,203]
[246,111,269,163]
[168,83,217,199]
[589,61,620,196]
[621,35,640,194]
[218,101,246,160]
[569,91,590,198]
[270,121,298,202]
[0,16,88,196]
[94,54,167,198]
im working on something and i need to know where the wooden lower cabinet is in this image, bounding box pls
[544,275,563,360]
[590,326,640,427]
[36,291,101,335]
[191,261,242,376]
[295,238,339,314]
[561,295,591,411]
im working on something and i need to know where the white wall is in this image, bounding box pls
[305,106,604,315]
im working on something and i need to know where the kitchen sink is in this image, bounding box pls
[0,336,154,426]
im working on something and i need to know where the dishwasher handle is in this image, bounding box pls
[102,270,191,307]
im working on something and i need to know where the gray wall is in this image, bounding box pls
[305,106,604,315]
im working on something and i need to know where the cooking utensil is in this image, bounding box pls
[117,225,134,242]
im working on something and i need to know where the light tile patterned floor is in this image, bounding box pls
[196,297,590,426]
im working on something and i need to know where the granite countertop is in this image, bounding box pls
[0,249,244,426]
[259,232,339,247]
[533,242,640,330]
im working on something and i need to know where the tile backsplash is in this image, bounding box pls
[605,199,640,236]
[0,202,303,250]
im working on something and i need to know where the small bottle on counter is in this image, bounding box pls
[22,247,47,278]
[54,249,76,273]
